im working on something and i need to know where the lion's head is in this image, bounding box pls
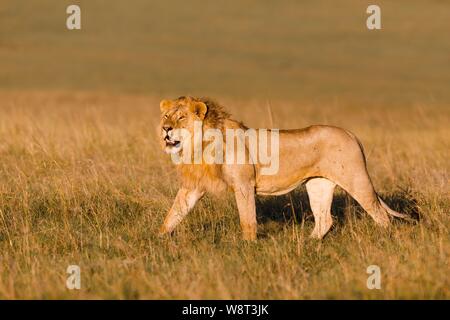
[158,96,231,155]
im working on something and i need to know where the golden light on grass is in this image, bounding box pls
[0,90,447,299]
[1,0,449,300]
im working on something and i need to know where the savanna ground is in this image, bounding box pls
[0,0,449,299]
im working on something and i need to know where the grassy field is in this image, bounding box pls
[0,0,449,299]
[0,90,447,299]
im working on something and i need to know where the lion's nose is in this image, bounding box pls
[163,125,172,132]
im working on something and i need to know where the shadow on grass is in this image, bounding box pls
[255,186,421,236]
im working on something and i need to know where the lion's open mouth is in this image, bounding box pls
[165,138,181,148]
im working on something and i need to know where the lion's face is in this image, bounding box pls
[159,97,207,155]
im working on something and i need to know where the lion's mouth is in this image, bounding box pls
[165,138,181,148]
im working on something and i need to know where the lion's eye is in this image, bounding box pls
[163,114,168,119]
[178,116,185,121]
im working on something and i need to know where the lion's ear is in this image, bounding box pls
[160,99,173,113]
[189,101,207,119]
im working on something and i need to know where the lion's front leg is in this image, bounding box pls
[234,185,257,241]
[159,187,204,235]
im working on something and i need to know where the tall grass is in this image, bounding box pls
[0,90,447,299]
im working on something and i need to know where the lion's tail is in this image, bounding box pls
[378,196,410,219]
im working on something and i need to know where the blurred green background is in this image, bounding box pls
[1,0,449,105]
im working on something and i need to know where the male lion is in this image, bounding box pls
[158,96,407,240]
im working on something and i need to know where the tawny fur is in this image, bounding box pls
[158,96,408,240]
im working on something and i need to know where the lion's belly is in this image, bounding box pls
[255,163,313,196]
[254,130,321,195]
[255,178,306,196]
[253,125,364,196]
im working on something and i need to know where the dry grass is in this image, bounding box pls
[0,90,448,299]
[1,0,449,299]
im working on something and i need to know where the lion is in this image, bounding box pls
[158,96,408,240]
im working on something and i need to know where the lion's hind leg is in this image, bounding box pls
[337,173,391,228]
[305,178,336,239]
